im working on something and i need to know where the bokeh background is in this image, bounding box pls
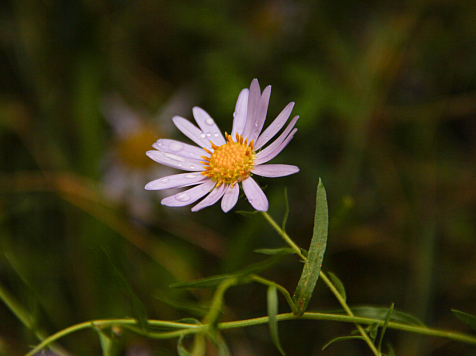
[1,0,476,355]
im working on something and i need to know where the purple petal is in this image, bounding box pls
[255,128,297,165]
[221,184,240,213]
[242,177,269,211]
[252,164,299,178]
[254,102,294,150]
[255,115,299,164]
[145,172,208,190]
[242,79,261,139]
[192,107,226,146]
[221,184,240,212]
[161,180,215,207]
[153,139,207,160]
[231,89,249,137]
[172,116,212,149]
[248,85,271,143]
[191,183,227,212]
[146,150,203,171]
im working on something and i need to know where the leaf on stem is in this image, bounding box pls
[177,334,193,356]
[327,272,346,302]
[292,179,328,316]
[92,323,119,356]
[378,303,394,352]
[209,331,232,356]
[332,306,425,326]
[254,247,295,256]
[267,285,286,355]
[322,335,365,351]
[452,309,476,333]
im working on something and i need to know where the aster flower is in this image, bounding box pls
[100,89,194,220]
[145,79,299,212]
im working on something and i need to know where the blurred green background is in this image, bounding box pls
[1,0,476,355]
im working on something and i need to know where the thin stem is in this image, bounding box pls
[320,271,379,354]
[261,212,306,260]
[261,211,380,355]
[24,312,476,356]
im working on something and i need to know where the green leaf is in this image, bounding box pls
[385,343,396,356]
[267,285,286,355]
[103,249,148,332]
[92,324,120,356]
[333,306,425,326]
[378,304,394,352]
[177,334,192,356]
[452,309,476,333]
[235,210,259,217]
[281,188,289,231]
[368,321,379,340]
[322,335,365,351]
[292,179,328,316]
[350,306,425,327]
[155,295,207,317]
[327,272,346,302]
[254,248,295,256]
[171,275,233,289]
[210,332,231,356]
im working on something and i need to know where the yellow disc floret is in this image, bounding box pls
[201,133,255,187]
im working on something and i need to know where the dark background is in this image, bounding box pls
[1,0,476,355]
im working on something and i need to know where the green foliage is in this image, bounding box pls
[452,310,476,333]
[346,306,425,327]
[2,1,476,354]
[267,285,286,355]
[292,179,328,315]
[327,271,347,302]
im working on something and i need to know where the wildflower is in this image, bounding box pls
[100,90,194,220]
[145,79,299,212]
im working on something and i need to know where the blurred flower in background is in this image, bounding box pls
[100,87,196,221]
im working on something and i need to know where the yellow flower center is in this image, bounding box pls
[201,133,255,187]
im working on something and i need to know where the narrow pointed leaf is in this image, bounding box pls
[333,306,425,326]
[267,285,286,355]
[92,324,119,356]
[177,335,193,356]
[378,304,394,352]
[368,321,379,340]
[254,248,295,256]
[211,332,231,356]
[322,336,365,351]
[171,275,233,289]
[327,272,346,302]
[452,310,476,333]
[292,179,328,315]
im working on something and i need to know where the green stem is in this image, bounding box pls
[261,211,380,355]
[25,319,201,356]
[24,313,476,356]
[261,212,306,260]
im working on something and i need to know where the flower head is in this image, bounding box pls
[145,79,299,212]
